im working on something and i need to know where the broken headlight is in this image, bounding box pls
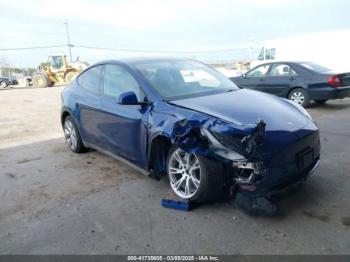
[200,128,246,161]
[209,131,246,156]
[200,128,265,186]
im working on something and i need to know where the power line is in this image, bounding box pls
[0,44,258,54]
[74,44,255,54]
[0,45,66,51]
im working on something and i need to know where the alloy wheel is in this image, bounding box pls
[64,119,78,151]
[290,91,305,105]
[168,148,201,199]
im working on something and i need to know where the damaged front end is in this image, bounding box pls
[171,118,268,190]
[167,114,320,214]
[149,96,321,215]
[199,120,267,194]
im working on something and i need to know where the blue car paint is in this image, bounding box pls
[61,58,320,195]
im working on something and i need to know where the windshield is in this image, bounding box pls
[301,62,331,73]
[135,60,238,100]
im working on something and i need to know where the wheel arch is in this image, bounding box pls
[148,134,173,175]
[287,86,307,98]
[61,107,76,127]
[61,111,70,126]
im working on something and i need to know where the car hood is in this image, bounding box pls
[170,89,309,132]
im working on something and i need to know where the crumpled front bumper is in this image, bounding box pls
[235,128,321,197]
[266,159,320,197]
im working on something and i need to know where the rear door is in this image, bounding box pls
[258,63,298,97]
[239,64,271,91]
[97,63,149,166]
[76,65,103,145]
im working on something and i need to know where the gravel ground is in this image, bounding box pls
[0,87,349,254]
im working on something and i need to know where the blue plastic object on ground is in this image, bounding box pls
[161,199,191,211]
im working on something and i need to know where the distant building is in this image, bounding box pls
[206,59,251,77]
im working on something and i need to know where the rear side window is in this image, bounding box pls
[269,64,297,76]
[301,62,331,73]
[78,66,102,93]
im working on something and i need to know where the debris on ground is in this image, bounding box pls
[234,192,277,216]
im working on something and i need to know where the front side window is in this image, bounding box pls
[78,66,102,93]
[135,60,237,100]
[246,64,270,77]
[269,64,297,76]
[103,64,144,101]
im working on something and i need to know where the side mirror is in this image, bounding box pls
[241,74,247,78]
[118,91,151,106]
[118,91,139,105]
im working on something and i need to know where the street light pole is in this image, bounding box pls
[64,20,73,61]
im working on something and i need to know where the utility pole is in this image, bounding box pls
[64,20,73,61]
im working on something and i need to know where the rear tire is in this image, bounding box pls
[63,116,87,153]
[288,88,309,107]
[32,74,48,88]
[0,81,7,88]
[166,145,224,203]
[315,99,328,104]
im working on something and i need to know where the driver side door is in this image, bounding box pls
[238,64,271,91]
[261,63,298,97]
[97,64,149,167]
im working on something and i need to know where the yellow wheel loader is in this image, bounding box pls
[32,55,88,88]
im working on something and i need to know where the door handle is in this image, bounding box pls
[289,77,295,81]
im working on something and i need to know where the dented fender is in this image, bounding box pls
[147,99,320,197]
[147,101,268,183]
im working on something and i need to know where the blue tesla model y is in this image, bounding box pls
[61,58,320,204]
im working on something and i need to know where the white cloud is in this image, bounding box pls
[4,0,183,30]
[3,0,234,30]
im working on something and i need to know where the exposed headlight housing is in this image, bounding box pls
[200,128,246,161]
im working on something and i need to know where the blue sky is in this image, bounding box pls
[1,0,350,67]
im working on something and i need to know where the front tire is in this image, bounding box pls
[166,146,224,203]
[32,74,48,88]
[288,88,309,107]
[63,116,87,153]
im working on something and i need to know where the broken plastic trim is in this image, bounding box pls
[240,119,266,161]
[199,119,266,161]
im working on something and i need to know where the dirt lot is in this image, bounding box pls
[0,87,349,254]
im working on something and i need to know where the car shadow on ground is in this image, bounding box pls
[0,134,346,222]
[197,180,326,220]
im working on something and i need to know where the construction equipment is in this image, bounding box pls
[32,55,87,88]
